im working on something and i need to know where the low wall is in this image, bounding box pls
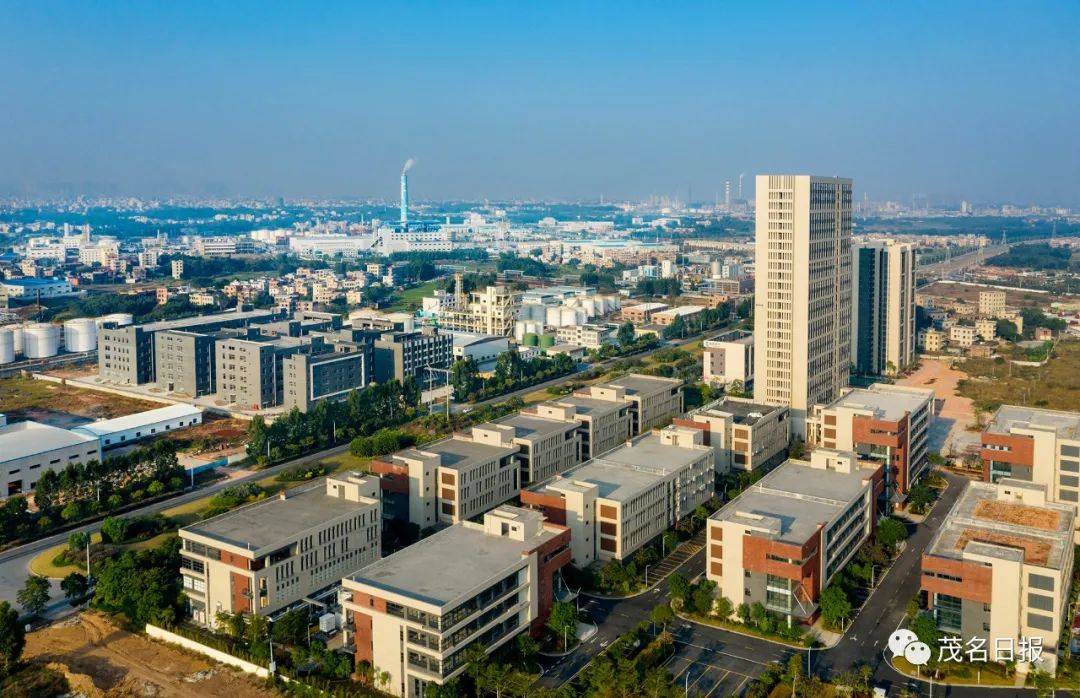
[144,624,273,679]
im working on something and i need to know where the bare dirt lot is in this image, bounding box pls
[0,377,160,425]
[920,280,1055,308]
[25,613,275,698]
[897,358,979,456]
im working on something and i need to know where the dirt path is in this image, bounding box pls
[24,612,274,697]
[897,358,980,456]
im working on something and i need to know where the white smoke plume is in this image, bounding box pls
[402,158,416,175]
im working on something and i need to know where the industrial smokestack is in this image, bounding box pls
[400,158,415,230]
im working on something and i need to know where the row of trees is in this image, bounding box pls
[450,351,576,402]
[247,378,423,463]
[0,442,185,548]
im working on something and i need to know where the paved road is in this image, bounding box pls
[539,471,1058,696]
[0,440,353,615]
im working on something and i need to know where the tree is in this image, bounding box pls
[909,612,942,651]
[996,319,1020,342]
[100,516,130,544]
[908,482,936,514]
[818,586,852,630]
[616,322,636,348]
[547,601,578,650]
[61,572,88,604]
[714,595,734,619]
[788,438,806,460]
[650,603,675,629]
[875,517,907,551]
[67,531,90,552]
[690,581,717,616]
[0,601,24,677]
[515,632,539,661]
[17,575,50,617]
[668,573,691,603]
[272,608,308,646]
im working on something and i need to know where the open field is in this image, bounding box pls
[956,340,1080,413]
[0,376,160,425]
[920,280,1057,308]
[25,612,274,698]
[388,279,441,311]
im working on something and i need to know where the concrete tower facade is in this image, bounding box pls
[753,175,853,435]
[851,240,916,376]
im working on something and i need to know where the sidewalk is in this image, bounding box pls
[581,529,706,600]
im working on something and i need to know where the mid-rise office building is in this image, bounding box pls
[753,175,853,434]
[675,397,790,475]
[370,430,521,529]
[179,473,381,626]
[620,302,668,325]
[808,383,934,499]
[476,412,581,485]
[521,427,714,566]
[851,240,916,376]
[981,405,1080,527]
[154,329,219,397]
[706,450,883,625]
[283,347,365,413]
[702,330,754,388]
[533,397,632,461]
[342,506,570,698]
[216,333,308,409]
[921,479,1074,674]
[373,328,453,385]
[595,374,684,434]
[554,324,614,350]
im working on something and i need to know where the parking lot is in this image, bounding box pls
[661,626,795,697]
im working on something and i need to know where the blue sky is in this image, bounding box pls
[2,1,1077,205]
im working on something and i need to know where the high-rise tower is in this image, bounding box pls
[753,175,853,434]
[851,240,916,376]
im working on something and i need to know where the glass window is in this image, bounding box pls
[934,593,962,634]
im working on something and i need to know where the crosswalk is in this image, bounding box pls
[648,530,706,586]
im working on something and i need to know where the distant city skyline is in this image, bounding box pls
[1,2,1077,206]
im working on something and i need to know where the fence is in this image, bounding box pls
[145,624,277,679]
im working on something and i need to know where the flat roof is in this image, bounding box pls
[927,480,1074,570]
[0,421,98,464]
[493,413,577,441]
[138,309,277,333]
[986,405,1080,440]
[654,305,705,316]
[2,277,69,286]
[605,374,682,396]
[710,457,875,545]
[704,329,753,345]
[346,512,558,607]
[181,480,373,553]
[547,395,625,419]
[690,397,784,426]
[396,436,517,472]
[72,404,203,438]
[624,302,667,311]
[826,384,933,421]
[531,432,708,503]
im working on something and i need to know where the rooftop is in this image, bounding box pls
[138,308,277,333]
[71,404,203,438]
[927,480,1074,569]
[494,413,578,441]
[704,329,753,346]
[710,455,877,545]
[986,405,1080,439]
[395,435,518,472]
[0,421,98,463]
[689,396,784,426]
[825,383,934,421]
[624,302,668,312]
[346,509,558,607]
[1,277,69,286]
[547,394,625,419]
[654,305,706,317]
[181,480,375,554]
[605,373,682,396]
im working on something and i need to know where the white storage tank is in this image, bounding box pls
[560,307,579,326]
[546,306,563,327]
[23,323,60,358]
[711,260,722,278]
[514,321,527,341]
[11,325,25,355]
[63,318,98,352]
[0,328,14,364]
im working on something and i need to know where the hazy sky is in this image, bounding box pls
[2,2,1078,206]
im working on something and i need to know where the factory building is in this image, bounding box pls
[0,421,102,498]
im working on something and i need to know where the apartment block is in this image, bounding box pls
[950,325,977,348]
[706,450,884,625]
[975,318,997,342]
[979,290,1007,317]
[373,328,453,385]
[476,412,581,485]
[595,374,684,434]
[851,240,916,376]
[753,175,853,434]
[555,324,614,350]
[370,431,520,530]
[981,406,1080,528]
[342,506,570,698]
[283,347,365,413]
[702,330,754,388]
[535,396,632,461]
[521,427,714,566]
[921,479,1074,674]
[808,383,934,499]
[179,473,381,627]
[918,328,946,353]
[675,397,790,475]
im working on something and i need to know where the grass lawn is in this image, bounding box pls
[891,656,1017,686]
[321,452,372,474]
[29,542,83,578]
[388,280,441,311]
[957,339,1080,413]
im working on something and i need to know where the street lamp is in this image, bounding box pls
[645,564,651,587]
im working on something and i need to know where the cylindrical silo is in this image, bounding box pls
[23,323,60,358]
[546,307,563,327]
[64,318,98,352]
[514,321,527,341]
[711,260,722,278]
[523,332,538,347]
[560,307,579,326]
[95,313,134,329]
[11,325,25,355]
[0,328,14,364]
[539,334,555,348]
